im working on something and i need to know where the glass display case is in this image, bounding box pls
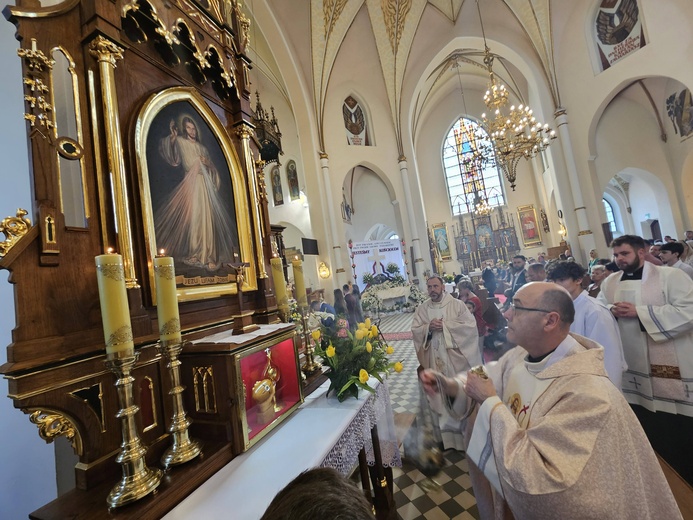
[234,331,303,451]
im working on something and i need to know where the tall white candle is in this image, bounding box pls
[95,252,134,356]
[153,254,182,345]
[292,257,308,308]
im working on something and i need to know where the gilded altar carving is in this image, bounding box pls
[193,366,217,413]
[0,209,32,258]
[27,409,83,455]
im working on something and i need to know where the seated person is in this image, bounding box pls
[260,467,374,520]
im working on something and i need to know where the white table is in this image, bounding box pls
[163,378,400,519]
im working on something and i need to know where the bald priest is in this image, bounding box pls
[421,282,681,520]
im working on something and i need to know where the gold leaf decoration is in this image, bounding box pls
[323,0,349,39]
[154,264,175,280]
[160,317,181,336]
[96,263,125,282]
[381,0,412,54]
[0,208,32,258]
[107,325,134,349]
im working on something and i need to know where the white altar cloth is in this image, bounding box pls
[163,378,400,520]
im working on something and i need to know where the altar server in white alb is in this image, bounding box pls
[421,283,681,520]
[598,234,693,485]
[412,275,479,450]
[546,260,626,388]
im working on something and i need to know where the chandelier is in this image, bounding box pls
[476,2,556,191]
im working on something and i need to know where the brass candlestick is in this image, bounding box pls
[300,306,321,375]
[105,351,162,508]
[158,341,202,468]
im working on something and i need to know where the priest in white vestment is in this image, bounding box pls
[546,260,626,388]
[421,283,681,520]
[598,234,693,485]
[412,275,479,450]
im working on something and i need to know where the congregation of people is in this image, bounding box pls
[285,231,693,519]
[413,231,693,519]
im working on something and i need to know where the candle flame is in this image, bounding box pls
[106,247,114,254]
[159,248,165,255]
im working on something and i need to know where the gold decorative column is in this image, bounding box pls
[235,123,267,278]
[89,36,138,288]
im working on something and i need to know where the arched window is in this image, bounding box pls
[442,117,505,215]
[603,198,616,233]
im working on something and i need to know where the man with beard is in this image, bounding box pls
[420,283,680,520]
[412,275,480,450]
[502,255,527,309]
[598,234,693,485]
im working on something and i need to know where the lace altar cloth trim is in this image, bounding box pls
[320,381,402,475]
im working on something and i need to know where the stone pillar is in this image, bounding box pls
[555,108,596,263]
[398,156,425,274]
[319,152,345,284]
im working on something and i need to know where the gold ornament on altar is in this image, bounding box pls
[252,348,281,422]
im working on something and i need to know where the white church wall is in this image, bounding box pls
[627,172,678,238]
[662,77,693,229]
[348,167,399,243]
[319,7,411,280]
[252,69,314,242]
[593,96,683,236]
[0,10,58,517]
[556,0,693,233]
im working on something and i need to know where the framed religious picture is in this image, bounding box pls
[517,204,542,248]
[432,223,452,260]
[475,222,494,250]
[286,160,300,201]
[271,164,284,206]
[135,87,258,302]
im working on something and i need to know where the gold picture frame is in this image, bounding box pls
[432,223,452,260]
[135,87,257,303]
[517,204,542,248]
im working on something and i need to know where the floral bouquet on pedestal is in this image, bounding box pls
[313,318,403,402]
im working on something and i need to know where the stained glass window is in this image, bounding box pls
[442,117,505,215]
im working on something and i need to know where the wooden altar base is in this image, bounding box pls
[30,441,232,520]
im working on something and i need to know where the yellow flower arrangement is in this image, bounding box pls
[313,318,404,401]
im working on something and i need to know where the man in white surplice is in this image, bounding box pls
[546,260,626,388]
[411,275,479,450]
[598,234,693,485]
[421,283,681,520]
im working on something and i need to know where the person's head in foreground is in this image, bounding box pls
[260,467,374,520]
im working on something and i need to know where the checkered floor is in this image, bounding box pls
[375,312,481,520]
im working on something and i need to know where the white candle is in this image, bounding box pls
[270,256,289,311]
[291,257,308,308]
[95,252,134,356]
[153,254,181,345]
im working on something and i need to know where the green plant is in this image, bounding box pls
[313,318,403,401]
[386,262,400,275]
[362,272,375,285]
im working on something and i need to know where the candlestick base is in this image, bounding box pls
[105,352,162,508]
[158,341,202,469]
[232,310,260,335]
[299,306,322,376]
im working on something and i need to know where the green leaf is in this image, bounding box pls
[339,378,356,395]
[355,381,376,394]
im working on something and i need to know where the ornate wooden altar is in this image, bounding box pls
[0,0,291,517]
[454,207,519,271]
